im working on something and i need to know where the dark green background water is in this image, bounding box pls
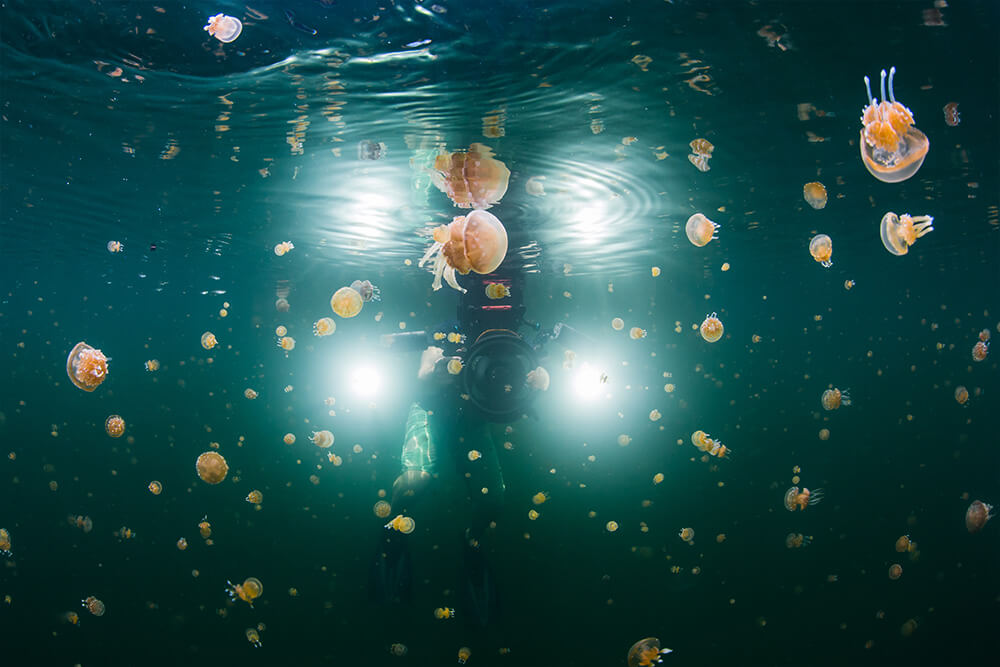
[1,1,998,665]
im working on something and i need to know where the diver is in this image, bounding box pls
[369,264,587,628]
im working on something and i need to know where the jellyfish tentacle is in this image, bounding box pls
[887,66,897,104]
[879,69,887,105]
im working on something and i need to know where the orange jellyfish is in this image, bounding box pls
[204,13,242,43]
[895,535,916,553]
[244,388,258,400]
[532,492,549,505]
[965,500,994,533]
[81,596,105,616]
[330,286,363,318]
[943,102,960,127]
[245,628,262,648]
[485,282,510,300]
[313,317,336,337]
[148,480,162,495]
[611,317,625,331]
[245,490,263,505]
[700,313,724,342]
[195,451,229,484]
[525,366,550,391]
[821,388,850,410]
[880,212,934,256]
[627,637,673,667]
[106,240,123,253]
[888,563,903,580]
[0,528,10,555]
[199,519,211,539]
[373,500,391,518]
[457,646,472,664]
[859,67,929,183]
[144,359,160,372]
[104,415,125,438]
[630,327,647,340]
[66,342,109,392]
[808,234,833,267]
[350,279,380,303]
[678,527,695,544]
[419,210,509,293]
[979,329,991,343]
[273,241,294,256]
[200,332,218,350]
[803,182,828,210]
[176,537,188,550]
[972,341,989,362]
[277,336,295,351]
[954,386,969,405]
[227,577,263,606]
[385,515,416,534]
[430,143,510,209]
[783,486,823,511]
[434,607,455,619]
[785,533,812,549]
[685,213,719,247]
[311,430,334,449]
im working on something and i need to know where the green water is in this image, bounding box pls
[1,1,998,665]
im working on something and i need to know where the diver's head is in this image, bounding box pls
[463,329,539,422]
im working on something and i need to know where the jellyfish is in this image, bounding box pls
[199,519,212,539]
[965,500,994,533]
[859,67,929,183]
[700,313,724,342]
[148,480,162,495]
[895,535,916,553]
[954,386,969,405]
[312,317,336,337]
[532,492,549,505]
[526,366,550,391]
[311,430,334,449]
[82,596,105,616]
[373,500,391,518]
[419,210,509,293]
[389,643,408,657]
[200,332,218,350]
[446,358,464,375]
[809,234,833,267]
[275,297,290,313]
[227,577,263,606]
[386,515,416,534]
[785,533,811,548]
[690,138,714,157]
[678,527,695,544]
[627,637,673,667]
[195,451,229,484]
[943,102,960,127]
[430,143,510,209]
[107,240,123,253]
[331,286,363,318]
[273,241,294,256]
[204,13,243,43]
[434,607,455,619]
[888,564,903,580]
[972,341,989,362]
[104,415,125,438]
[245,628,262,648]
[605,520,619,532]
[358,140,386,161]
[176,537,188,550]
[783,486,823,511]
[485,282,511,299]
[144,359,160,372]
[244,388,258,400]
[246,490,263,504]
[653,473,664,485]
[457,646,472,664]
[630,327,647,340]
[844,280,855,291]
[687,153,710,172]
[0,528,10,555]
[612,317,625,331]
[821,388,850,410]
[685,213,719,247]
[880,212,934,256]
[349,280,380,303]
[277,336,296,351]
[803,182,828,209]
[66,342,109,392]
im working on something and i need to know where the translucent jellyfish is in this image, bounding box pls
[0,528,10,555]
[844,280,855,291]
[66,342,109,392]
[528,509,540,520]
[195,451,229,484]
[880,212,934,256]
[690,138,714,157]
[275,325,288,337]
[244,388,258,400]
[227,577,263,606]
[386,514,416,534]
[803,182,828,209]
[653,473,664,485]
[687,153,710,172]
[283,433,296,445]
[245,628,262,648]
[176,537,188,550]
[144,359,160,372]
[389,643,408,657]
[434,607,455,619]
[821,388,850,410]
[373,500,391,518]
[277,336,296,351]
[447,358,464,375]
[485,282,511,300]
[809,234,833,267]
[612,317,625,331]
[943,102,960,127]
[605,520,619,532]
[430,143,510,209]
[200,332,218,350]
[275,298,290,313]
[980,329,991,343]
[627,637,672,667]
[700,313,724,342]
[895,535,916,553]
[783,486,823,511]
[199,519,212,539]
[107,240,123,253]
[526,366,550,391]
[630,327,647,340]
[954,386,969,405]
[678,527,695,544]
[649,409,661,422]
[246,490,263,504]
[419,210,509,293]
[972,341,989,362]
[685,213,719,247]
[859,67,929,183]
[331,286,363,318]
[785,532,811,548]
[458,646,472,664]
[311,430,334,449]
[82,596,105,616]
[467,449,482,461]
[349,280,380,303]
[965,500,994,533]
[358,140,386,161]
[148,480,162,495]
[888,563,903,580]
[204,13,243,43]
[532,492,549,505]
[312,317,336,337]
[273,241,294,256]
[104,415,125,438]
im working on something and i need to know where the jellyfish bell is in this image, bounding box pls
[880,212,934,256]
[430,142,510,209]
[66,342,109,392]
[685,213,719,247]
[965,500,994,533]
[419,210,508,293]
[204,13,243,43]
[859,67,929,183]
[330,286,363,318]
[195,451,229,484]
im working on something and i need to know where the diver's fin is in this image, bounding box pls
[369,530,412,604]
[461,538,498,627]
